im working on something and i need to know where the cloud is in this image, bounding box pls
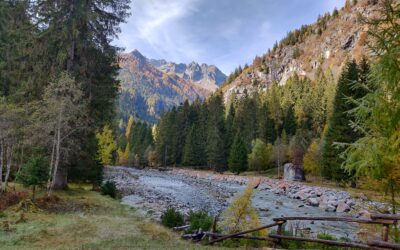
[114,0,346,74]
[118,0,202,62]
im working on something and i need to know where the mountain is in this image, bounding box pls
[222,0,379,102]
[148,59,226,91]
[117,50,225,123]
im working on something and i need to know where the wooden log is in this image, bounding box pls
[205,232,278,242]
[371,213,400,220]
[273,216,395,225]
[368,240,400,250]
[173,225,190,231]
[206,221,283,245]
[381,225,389,241]
[269,234,372,249]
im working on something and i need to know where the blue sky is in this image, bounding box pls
[113,0,346,74]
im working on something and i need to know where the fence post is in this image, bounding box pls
[382,224,389,242]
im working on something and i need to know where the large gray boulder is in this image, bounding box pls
[283,163,305,181]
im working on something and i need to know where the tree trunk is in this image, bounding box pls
[32,185,36,201]
[0,141,3,192]
[47,132,57,192]
[49,112,63,196]
[4,145,13,192]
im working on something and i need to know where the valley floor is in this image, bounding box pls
[0,184,232,250]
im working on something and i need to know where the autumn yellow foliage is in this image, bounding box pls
[219,185,266,237]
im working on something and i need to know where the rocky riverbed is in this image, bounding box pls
[105,166,388,239]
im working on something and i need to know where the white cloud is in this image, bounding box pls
[118,0,202,62]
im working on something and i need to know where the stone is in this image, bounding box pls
[283,163,305,181]
[336,201,350,213]
[307,198,319,207]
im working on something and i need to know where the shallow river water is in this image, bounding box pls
[106,167,359,239]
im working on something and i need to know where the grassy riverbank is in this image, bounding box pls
[0,184,231,250]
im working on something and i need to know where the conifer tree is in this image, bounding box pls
[321,60,361,182]
[183,124,205,166]
[206,93,227,172]
[283,105,297,136]
[228,133,248,174]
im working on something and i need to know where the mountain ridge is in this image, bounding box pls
[117,50,226,123]
[221,0,380,102]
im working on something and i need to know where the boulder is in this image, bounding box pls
[336,201,350,213]
[283,163,305,181]
[307,198,319,207]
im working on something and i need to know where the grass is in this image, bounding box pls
[0,183,233,250]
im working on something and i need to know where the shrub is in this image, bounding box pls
[100,181,118,198]
[161,207,184,228]
[187,210,213,233]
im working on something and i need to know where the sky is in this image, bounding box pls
[113,0,346,74]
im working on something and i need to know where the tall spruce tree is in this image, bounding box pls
[183,124,206,166]
[321,60,365,182]
[31,0,130,187]
[283,105,297,136]
[228,133,248,174]
[206,93,227,172]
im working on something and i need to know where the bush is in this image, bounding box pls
[161,207,184,228]
[100,181,118,198]
[187,210,213,233]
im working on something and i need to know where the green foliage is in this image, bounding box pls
[18,154,49,200]
[183,124,206,166]
[321,60,368,182]
[342,0,400,216]
[186,211,213,233]
[228,134,248,174]
[100,181,118,199]
[303,140,322,175]
[161,207,184,228]
[248,139,272,171]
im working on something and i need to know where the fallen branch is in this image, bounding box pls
[368,240,400,250]
[269,234,372,250]
[273,216,395,225]
[206,221,283,245]
[173,225,190,231]
[205,232,277,242]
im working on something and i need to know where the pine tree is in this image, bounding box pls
[228,133,248,174]
[18,154,49,201]
[183,124,205,166]
[283,105,296,136]
[206,93,227,172]
[321,60,362,182]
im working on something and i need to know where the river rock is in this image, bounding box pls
[307,198,319,207]
[336,201,350,213]
[283,163,304,181]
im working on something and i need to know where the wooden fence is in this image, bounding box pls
[201,213,400,249]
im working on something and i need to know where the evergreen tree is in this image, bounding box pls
[228,133,248,174]
[183,124,206,166]
[18,154,49,201]
[283,105,297,136]
[206,93,227,172]
[321,60,363,182]
[32,0,131,185]
[225,103,236,152]
[343,0,400,214]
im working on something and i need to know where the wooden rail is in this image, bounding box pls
[202,214,400,249]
